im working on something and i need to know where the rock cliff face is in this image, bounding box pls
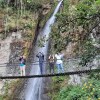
[0,31,24,96]
[0,1,57,98]
[0,2,54,76]
[0,31,22,75]
[0,36,12,76]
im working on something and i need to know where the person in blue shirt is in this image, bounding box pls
[36,52,44,74]
[19,55,26,76]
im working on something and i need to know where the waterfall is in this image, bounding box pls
[24,1,63,100]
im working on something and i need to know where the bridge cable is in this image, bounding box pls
[0,68,100,79]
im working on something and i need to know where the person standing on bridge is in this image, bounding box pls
[36,52,44,74]
[55,52,64,73]
[19,55,26,76]
[48,54,55,74]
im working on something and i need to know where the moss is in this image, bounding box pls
[0,9,36,39]
[1,79,25,100]
[40,2,57,28]
[49,76,69,100]
[0,1,59,99]
[0,96,3,100]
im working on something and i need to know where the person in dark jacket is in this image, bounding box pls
[19,55,26,76]
[48,54,55,74]
[36,52,44,74]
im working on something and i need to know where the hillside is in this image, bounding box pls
[0,0,57,99]
[48,0,100,100]
[0,0,100,100]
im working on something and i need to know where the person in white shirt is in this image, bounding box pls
[55,52,64,73]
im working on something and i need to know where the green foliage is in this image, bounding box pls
[49,1,100,99]
[55,0,70,33]
[89,73,100,80]
[50,74,100,100]
[50,0,100,64]
[26,0,32,3]
[56,13,69,33]
[58,86,85,100]
[0,97,3,100]
[79,39,98,66]
[95,0,100,8]
[56,78,100,100]
[63,0,70,12]
[25,1,42,12]
[0,0,51,12]
[0,96,3,100]
[76,0,100,30]
[0,0,6,8]
[50,26,70,52]
[37,35,48,47]
[49,76,69,100]
[24,23,33,30]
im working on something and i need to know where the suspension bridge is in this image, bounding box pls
[0,59,99,79]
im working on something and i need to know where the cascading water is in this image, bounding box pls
[24,1,63,100]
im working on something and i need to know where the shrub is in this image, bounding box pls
[57,78,100,100]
